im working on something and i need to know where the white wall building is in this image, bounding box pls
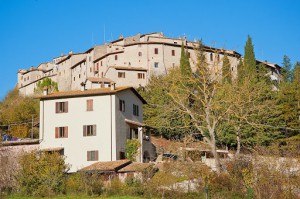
[38,86,155,172]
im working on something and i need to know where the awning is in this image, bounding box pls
[125,119,145,127]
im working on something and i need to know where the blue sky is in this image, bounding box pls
[0,0,299,99]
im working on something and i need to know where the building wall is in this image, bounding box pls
[106,68,147,88]
[39,89,144,172]
[40,94,116,172]
[114,89,144,160]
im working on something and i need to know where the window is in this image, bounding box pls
[154,62,159,68]
[86,99,93,111]
[89,56,91,61]
[119,99,125,112]
[138,52,142,56]
[96,63,99,70]
[55,127,68,138]
[90,67,92,72]
[130,128,139,139]
[79,74,81,78]
[217,54,220,61]
[55,102,68,113]
[27,77,29,80]
[119,152,126,159]
[83,125,96,136]
[87,150,98,161]
[133,104,139,116]
[101,61,103,66]
[137,73,145,79]
[172,50,175,56]
[101,72,104,77]
[154,48,158,54]
[115,55,118,60]
[210,53,213,61]
[172,63,175,68]
[74,77,75,81]
[118,72,125,78]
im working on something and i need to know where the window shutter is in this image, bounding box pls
[93,125,96,136]
[65,102,68,113]
[95,151,99,161]
[55,127,58,138]
[55,102,58,113]
[65,127,68,138]
[137,106,139,116]
[87,151,90,161]
[133,104,136,115]
[83,125,87,136]
[123,101,125,112]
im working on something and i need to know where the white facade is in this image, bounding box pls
[39,87,154,172]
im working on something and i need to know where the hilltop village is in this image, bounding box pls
[17,32,281,95]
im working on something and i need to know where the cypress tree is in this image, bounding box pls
[282,55,292,82]
[222,54,232,84]
[180,42,192,76]
[243,35,257,78]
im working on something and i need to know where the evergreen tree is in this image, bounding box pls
[282,55,292,82]
[222,54,232,84]
[292,62,300,124]
[180,42,192,77]
[243,35,257,78]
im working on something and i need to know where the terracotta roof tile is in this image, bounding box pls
[110,66,147,71]
[119,162,154,172]
[86,77,114,83]
[37,86,147,104]
[80,160,131,172]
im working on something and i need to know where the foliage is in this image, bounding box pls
[222,54,232,84]
[17,151,69,197]
[238,35,256,80]
[282,55,292,82]
[125,139,140,161]
[0,88,39,138]
[180,42,192,77]
[34,77,58,94]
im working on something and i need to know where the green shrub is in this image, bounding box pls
[125,139,140,161]
[17,151,69,197]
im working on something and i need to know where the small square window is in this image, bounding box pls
[154,62,159,68]
[154,48,158,54]
[118,72,125,78]
[87,150,98,161]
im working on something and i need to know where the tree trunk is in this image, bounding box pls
[207,132,221,173]
[235,125,241,158]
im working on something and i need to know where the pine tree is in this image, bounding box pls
[222,54,232,84]
[180,42,191,77]
[282,55,292,82]
[243,35,257,78]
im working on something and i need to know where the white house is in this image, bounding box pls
[38,85,156,172]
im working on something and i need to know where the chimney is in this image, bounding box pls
[43,87,48,96]
[119,34,123,39]
[80,82,86,91]
[69,50,73,55]
[111,82,116,91]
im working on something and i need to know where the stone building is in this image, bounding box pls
[17,32,281,95]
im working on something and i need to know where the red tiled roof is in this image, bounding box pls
[80,160,131,172]
[37,86,147,104]
[86,77,114,83]
[110,66,147,71]
[118,162,154,172]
